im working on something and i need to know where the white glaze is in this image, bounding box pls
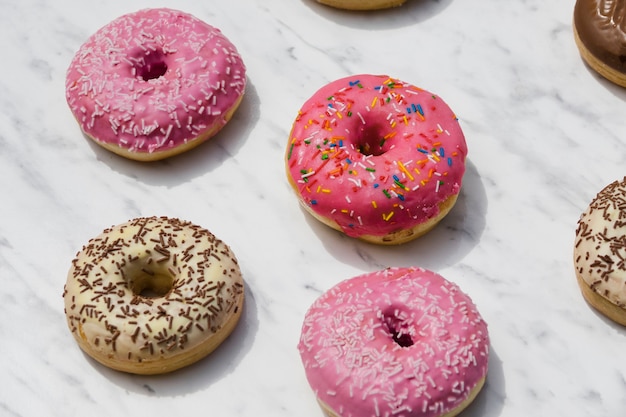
[63,216,244,374]
[2,0,626,416]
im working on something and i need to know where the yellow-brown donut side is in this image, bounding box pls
[317,375,486,417]
[286,164,461,245]
[72,296,244,374]
[573,22,626,88]
[316,0,406,10]
[575,273,626,326]
[81,94,245,162]
[63,216,245,374]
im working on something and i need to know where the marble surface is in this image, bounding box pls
[2,0,626,416]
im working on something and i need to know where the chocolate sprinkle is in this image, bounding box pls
[63,216,244,369]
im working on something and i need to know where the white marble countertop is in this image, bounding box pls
[2,0,626,416]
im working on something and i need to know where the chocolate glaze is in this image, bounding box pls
[574,0,626,71]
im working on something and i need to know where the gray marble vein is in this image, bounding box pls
[1,0,625,416]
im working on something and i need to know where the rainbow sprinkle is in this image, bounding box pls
[287,75,466,238]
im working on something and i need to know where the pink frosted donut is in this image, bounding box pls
[66,8,246,161]
[298,267,489,417]
[285,74,467,245]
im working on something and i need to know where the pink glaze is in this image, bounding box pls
[286,75,467,238]
[66,8,246,156]
[298,267,489,417]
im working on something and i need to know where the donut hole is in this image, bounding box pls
[128,268,173,298]
[382,308,414,348]
[354,123,388,156]
[133,49,168,81]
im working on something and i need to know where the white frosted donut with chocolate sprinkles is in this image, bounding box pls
[574,177,626,326]
[65,8,246,161]
[63,216,244,374]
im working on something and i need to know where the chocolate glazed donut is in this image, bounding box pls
[574,0,626,86]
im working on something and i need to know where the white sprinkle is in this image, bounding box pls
[163,124,173,143]
[347,178,362,188]
[392,405,411,415]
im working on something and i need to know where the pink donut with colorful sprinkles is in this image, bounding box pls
[66,8,246,161]
[298,267,489,417]
[285,75,467,244]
